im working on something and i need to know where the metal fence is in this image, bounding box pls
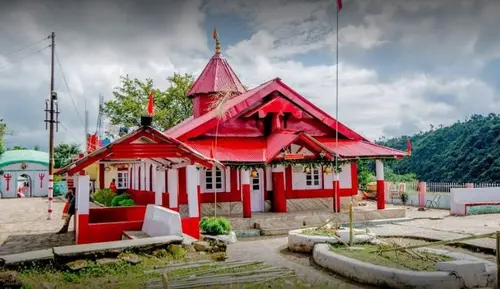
[413,182,500,193]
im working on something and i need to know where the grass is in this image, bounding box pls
[300,228,338,237]
[16,247,329,289]
[329,243,453,271]
[18,246,192,289]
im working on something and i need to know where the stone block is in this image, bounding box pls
[0,249,54,267]
[53,235,183,260]
[229,202,243,215]
[142,205,182,238]
[436,260,488,288]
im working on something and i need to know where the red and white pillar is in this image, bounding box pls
[75,175,90,244]
[47,174,54,219]
[418,182,426,208]
[186,165,199,218]
[167,169,179,211]
[375,159,385,210]
[333,173,341,212]
[272,166,287,213]
[154,169,164,206]
[241,168,251,218]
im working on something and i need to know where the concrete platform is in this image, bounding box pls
[227,206,406,234]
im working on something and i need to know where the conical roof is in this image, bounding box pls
[187,30,246,97]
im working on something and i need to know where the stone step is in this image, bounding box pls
[261,226,304,236]
[234,229,262,238]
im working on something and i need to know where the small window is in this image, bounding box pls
[305,168,321,188]
[204,168,224,192]
[117,171,129,189]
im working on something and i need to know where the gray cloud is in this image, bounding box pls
[1,0,500,150]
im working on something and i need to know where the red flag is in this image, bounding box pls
[407,138,412,156]
[337,0,343,11]
[147,91,154,116]
[212,28,218,40]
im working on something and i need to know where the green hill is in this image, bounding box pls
[377,113,500,183]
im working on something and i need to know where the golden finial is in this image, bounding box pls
[213,28,221,55]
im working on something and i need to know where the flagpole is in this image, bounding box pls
[334,3,340,213]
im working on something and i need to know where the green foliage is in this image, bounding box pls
[110,193,136,207]
[103,73,194,133]
[200,217,232,235]
[357,160,376,190]
[54,143,82,169]
[0,120,6,155]
[378,113,500,182]
[92,188,116,206]
[8,145,28,150]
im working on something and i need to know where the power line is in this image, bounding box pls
[0,36,50,58]
[0,45,51,71]
[59,122,83,144]
[54,50,85,129]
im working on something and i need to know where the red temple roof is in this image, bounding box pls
[187,54,247,97]
[185,136,406,163]
[168,78,367,142]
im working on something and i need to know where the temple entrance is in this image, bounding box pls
[250,169,264,212]
[17,174,32,197]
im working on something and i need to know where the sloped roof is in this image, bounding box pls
[185,136,407,163]
[187,54,247,96]
[167,78,367,142]
[56,126,221,175]
[0,150,49,168]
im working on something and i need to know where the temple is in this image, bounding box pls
[56,31,406,244]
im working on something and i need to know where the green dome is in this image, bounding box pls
[0,150,49,168]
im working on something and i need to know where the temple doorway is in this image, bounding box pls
[250,169,264,212]
[17,174,32,197]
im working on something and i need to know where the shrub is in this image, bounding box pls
[200,217,232,235]
[118,199,135,206]
[401,192,409,205]
[111,193,130,207]
[92,188,116,206]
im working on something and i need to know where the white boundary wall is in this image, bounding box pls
[451,187,500,215]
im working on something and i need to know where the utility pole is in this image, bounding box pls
[44,31,59,220]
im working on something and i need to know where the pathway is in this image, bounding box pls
[226,236,374,288]
[0,198,73,255]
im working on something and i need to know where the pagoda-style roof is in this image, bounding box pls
[187,54,247,97]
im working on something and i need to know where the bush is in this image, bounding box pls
[111,193,129,206]
[118,199,135,206]
[110,193,135,207]
[200,217,232,235]
[92,188,116,206]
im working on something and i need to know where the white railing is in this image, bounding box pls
[426,182,466,193]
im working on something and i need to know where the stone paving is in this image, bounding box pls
[0,197,74,255]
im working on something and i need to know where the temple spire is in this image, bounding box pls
[213,28,221,56]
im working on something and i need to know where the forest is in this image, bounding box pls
[377,113,500,183]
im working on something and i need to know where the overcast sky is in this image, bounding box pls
[1,0,499,152]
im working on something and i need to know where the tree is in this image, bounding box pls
[0,120,6,155]
[378,113,500,183]
[8,145,28,150]
[33,145,40,151]
[103,73,194,132]
[54,143,82,169]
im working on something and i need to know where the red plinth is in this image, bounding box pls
[333,180,341,212]
[242,184,251,218]
[76,213,89,244]
[377,180,385,210]
[272,172,286,212]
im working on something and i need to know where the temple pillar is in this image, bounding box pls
[154,169,164,206]
[272,166,286,213]
[333,173,341,212]
[241,168,251,218]
[186,165,199,217]
[167,169,179,211]
[376,159,385,210]
[99,163,105,189]
[75,175,90,244]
